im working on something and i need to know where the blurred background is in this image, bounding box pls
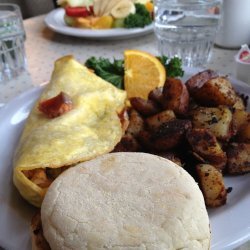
[0,0,57,18]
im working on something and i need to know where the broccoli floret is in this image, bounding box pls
[124,3,152,28]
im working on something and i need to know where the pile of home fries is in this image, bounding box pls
[114,69,250,208]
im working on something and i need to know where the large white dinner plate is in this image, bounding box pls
[0,70,250,250]
[44,8,154,40]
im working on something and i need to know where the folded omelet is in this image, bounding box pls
[13,56,126,207]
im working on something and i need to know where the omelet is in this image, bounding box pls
[13,55,126,207]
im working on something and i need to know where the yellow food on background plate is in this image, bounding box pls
[13,55,126,207]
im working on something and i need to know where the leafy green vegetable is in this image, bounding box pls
[124,3,152,28]
[85,57,124,89]
[157,56,184,78]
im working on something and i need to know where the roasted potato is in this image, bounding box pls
[156,152,182,166]
[196,164,227,207]
[146,110,175,131]
[148,87,164,105]
[192,106,234,141]
[113,133,141,152]
[186,74,237,107]
[186,128,227,171]
[126,109,144,137]
[130,97,160,116]
[137,130,154,150]
[232,109,249,133]
[162,78,189,114]
[233,95,246,110]
[185,69,218,91]
[236,123,250,143]
[31,212,50,250]
[150,119,192,151]
[138,119,191,151]
[226,143,250,175]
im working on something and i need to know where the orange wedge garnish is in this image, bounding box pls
[124,50,166,99]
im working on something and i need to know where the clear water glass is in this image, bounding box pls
[0,4,26,82]
[154,0,221,67]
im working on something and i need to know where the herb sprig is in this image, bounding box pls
[157,56,184,78]
[85,57,124,89]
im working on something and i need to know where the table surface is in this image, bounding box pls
[0,15,240,105]
[0,14,249,250]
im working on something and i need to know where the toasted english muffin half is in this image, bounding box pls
[39,152,210,250]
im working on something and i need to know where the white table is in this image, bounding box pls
[0,15,249,250]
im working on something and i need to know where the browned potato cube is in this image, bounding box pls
[137,130,152,150]
[156,152,182,166]
[113,134,141,152]
[186,128,227,171]
[126,109,144,137]
[237,122,250,143]
[186,75,237,107]
[226,143,250,175]
[196,164,227,207]
[146,110,175,131]
[31,212,51,250]
[148,87,164,105]
[192,106,234,141]
[130,97,160,117]
[151,119,192,151]
[233,95,246,110]
[185,69,218,91]
[232,109,249,133]
[162,78,189,115]
[138,119,191,151]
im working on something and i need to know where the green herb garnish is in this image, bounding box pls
[157,56,184,78]
[85,57,124,89]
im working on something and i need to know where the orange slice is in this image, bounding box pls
[145,2,154,13]
[124,50,166,99]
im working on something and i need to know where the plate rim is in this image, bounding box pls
[44,8,154,40]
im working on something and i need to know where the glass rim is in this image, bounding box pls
[0,3,20,10]
[0,3,23,20]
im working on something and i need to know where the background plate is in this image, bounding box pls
[0,70,250,250]
[44,8,154,40]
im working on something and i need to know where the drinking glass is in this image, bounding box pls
[154,0,222,67]
[0,4,26,82]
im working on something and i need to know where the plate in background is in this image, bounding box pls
[44,8,154,40]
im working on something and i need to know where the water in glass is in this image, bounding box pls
[0,4,26,82]
[154,0,221,67]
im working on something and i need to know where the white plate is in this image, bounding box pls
[0,73,250,250]
[44,8,154,40]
